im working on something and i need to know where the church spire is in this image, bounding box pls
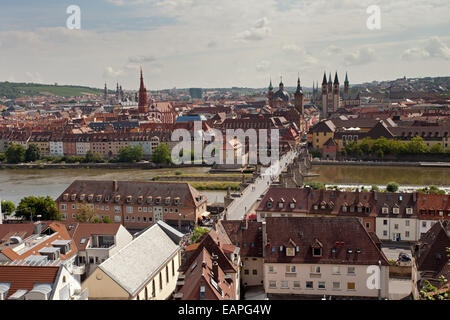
[138,66,148,112]
[322,72,327,85]
[345,72,349,83]
[334,71,339,84]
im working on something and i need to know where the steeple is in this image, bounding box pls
[138,66,149,112]
[322,72,327,85]
[295,75,302,94]
[334,71,339,84]
[345,72,349,84]
[269,78,273,91]
[328,73,332,84]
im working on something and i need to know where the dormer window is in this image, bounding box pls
[105,195,110,202]
[382,207,389,214]
[165,197,171,205]
[96,195,102,202]
[115,195,120,203]
[174,198,180,205]
[63,193,69,201]
[406,208,413,215]
[155,197,161,205]
[290,202,295,209]
[71,194,76,201]
[88,194,94,202]
[279,202,284,209]
[393,207,400,214]
[80,194,85,201]
[137,196,143,204]
[342,206,347,212]
[313,247,322,257]
[126,196,132,203]
[146,196,152,204]
[267,201,273,208]
[313,205,318,210]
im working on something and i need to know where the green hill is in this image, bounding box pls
[0,82,105,99]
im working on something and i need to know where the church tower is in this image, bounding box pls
[321,72,328,118]
[333,72,340,112]
[294,75,304,117]
[138,66,149,113]
[344,72,349,96]
[267,78,274,108]
[104,83,108,103]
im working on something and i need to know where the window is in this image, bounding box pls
[114,206,120,213]
[293,281,301,289]
[172,260,175,277]
[332,266,340,274]
[306,281,313,289]
[269,281,276,288]
[393,207,399,214]
[143,207,147,213]
[131,217,135,222]
[318,282,326,289]
[286,265,296,273]
[347,267,355,275]
[365,222,370,229]
[406,208,413,215]
[422,221,427,228]
[114,215,121,222]
[159,273,163,290]
[313,248,322,257]
[405,231,410,238]
[311,265,321,274]
[281,281,288,289]
[347,282,356,290]
[405,220,410,227]
[166,266,169,283]
[383,219,388,225]
[383,230,388,236]
[333,282,340,290]
[138,207,142,212]
[126,206,133,214]
[394,224,399,230]
[252,269,257,275]
[60,204,67,211]
[382,207,389,214]
[268,265,274,273]
[244,269,249,275]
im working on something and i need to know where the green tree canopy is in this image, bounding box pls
[75,203,97,223]
[386,182,399,193]
[305,181,326,190]
[25,144,41,162]
[191,227,210,243]
[16,196,61,221]
[1,200,16,216]
[118,145,144,162]
[430,144,444,154]
[406,136,429,154]
[6,144,26,164]
[152,143,172,164]
[84,150,104,163]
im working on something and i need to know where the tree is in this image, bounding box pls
[75,203,96,223]
[84,150,104,163]
[152,143,172,164]
[386,182,399,193]
[1,200,16,216]
[0,153,6,162]
[191,227,210,243]
[406,136,428,154]
[305,181,326,190]
[371,185,380,192]
[25,144,41,162]
[430,144,444,154]
[359,138,373,155]
[417,185,445,195]
[118,145,144,162]
[16,196,61,221]
[5,144,26,164]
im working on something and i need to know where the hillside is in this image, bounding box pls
[0,82,104,99]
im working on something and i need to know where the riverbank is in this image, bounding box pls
[0,162,209,170]
[312,160,450,167]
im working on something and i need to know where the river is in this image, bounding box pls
[0,165,448,205]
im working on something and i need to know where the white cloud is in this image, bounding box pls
[235,17,271,42]
[25,72,43,83]
[401,47,430,61]
[282,44,319,65]
[325,45,343,56]
[425,36,450,60]
[344,47,376,66]
[128,55,156,63]
[103,66,125,79]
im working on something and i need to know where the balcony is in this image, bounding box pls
[72,264,86,275]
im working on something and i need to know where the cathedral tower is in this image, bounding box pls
[333,72,340,112]
[138,66,149,113]
[294,75,304,117]
[321,72,328,118]
[268,78,274,108]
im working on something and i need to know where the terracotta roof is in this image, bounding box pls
[62,222,122,251]
[0,265,59,299]
[264,217,389,266]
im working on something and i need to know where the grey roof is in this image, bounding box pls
[38,247,60,254]
[51,240,71,246]
[98,222,181,296]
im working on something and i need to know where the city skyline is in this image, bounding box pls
[0,0,449,90]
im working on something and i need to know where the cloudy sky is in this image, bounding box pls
[0,0,449,90]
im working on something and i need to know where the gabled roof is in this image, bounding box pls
[0,265,60,299]
[264,217,389,266]
[97,222,181,297]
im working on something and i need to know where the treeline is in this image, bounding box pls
[0,143,173,164]
[342,137,449,158]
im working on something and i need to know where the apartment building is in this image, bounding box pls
[263,217,390,299]
[83,221,183,300]
[416,193,450,239]
[65,223,133,281]
[374,192,418,242]
[56,180,208,231]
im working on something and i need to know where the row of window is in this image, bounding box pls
[268,265,356,275]
[269,280,356,290]
[137,258,176,300]
[60,204,179,214]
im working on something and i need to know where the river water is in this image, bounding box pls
[0,165,448,205]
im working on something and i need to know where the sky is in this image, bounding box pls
[0,0,449,90]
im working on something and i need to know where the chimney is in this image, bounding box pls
[413,192,417,202]
[113,180,118,192]
[211,254,219,282]
[33,222,43,235]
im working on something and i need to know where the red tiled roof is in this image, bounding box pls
[0,265,59,299]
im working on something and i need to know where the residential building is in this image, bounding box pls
[56,180,208,231]
[263,217,390,299]
[83,221,183,300]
